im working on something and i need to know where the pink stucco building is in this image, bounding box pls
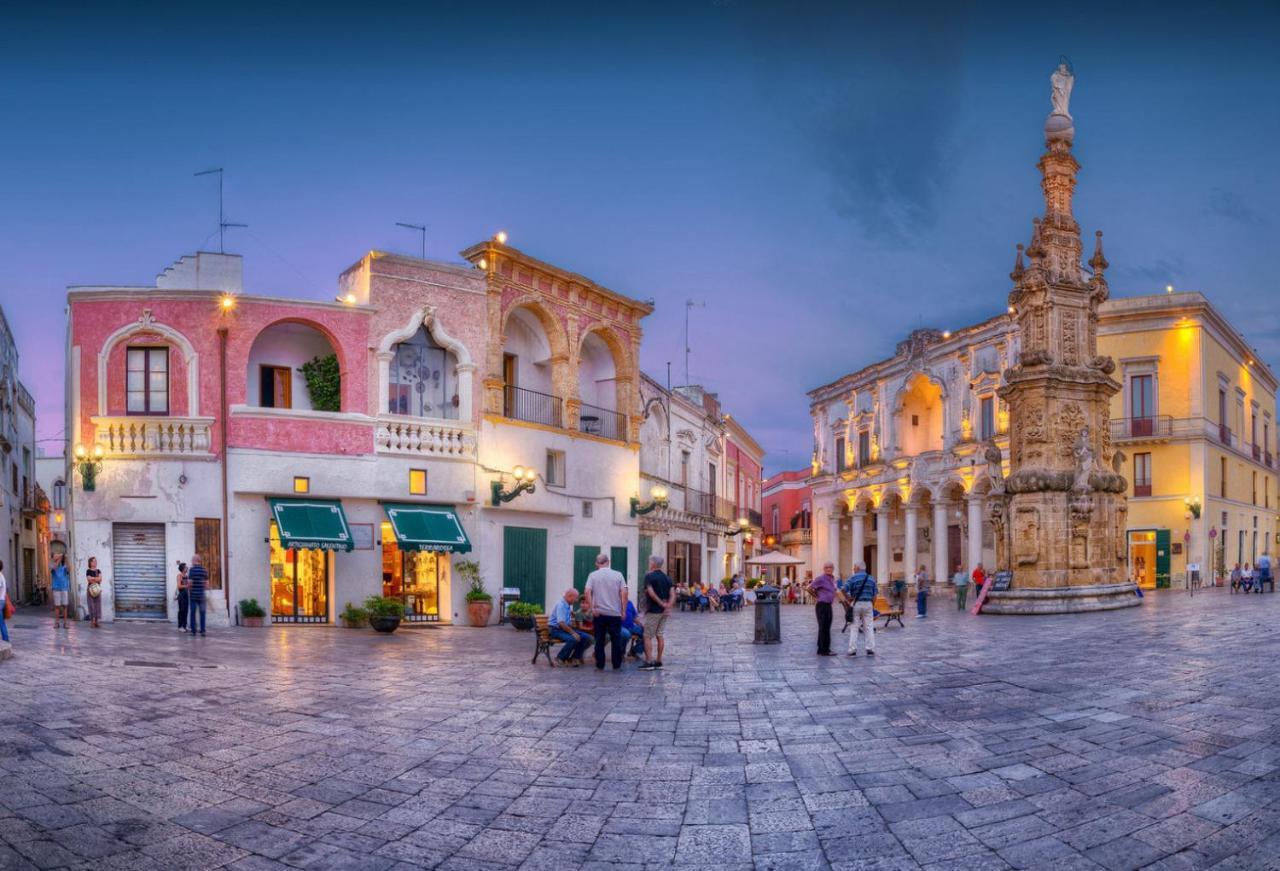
[66,241,651,625]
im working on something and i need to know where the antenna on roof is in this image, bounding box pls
[193,168,247,253]
[684,299,704,388]
[396,222,427,260]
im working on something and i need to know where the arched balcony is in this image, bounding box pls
[576,328,630,441]
[896,373,945,456]
[247,322,342,412]
[500,305,565,428]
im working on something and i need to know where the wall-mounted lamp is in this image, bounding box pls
[724,517,751,537]
[630,484,669,517]
[219,293,237,312]
[1184,495,1202,519]
[491,465,537,506]
[73,443,105,491]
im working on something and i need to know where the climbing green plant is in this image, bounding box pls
[301,354,341,412]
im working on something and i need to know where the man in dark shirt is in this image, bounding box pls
[187,555,209,636]
[639,555,675,671]
[807,562,838,656]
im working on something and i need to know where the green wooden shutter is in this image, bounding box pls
[573,546,597,594]
[1155,529,1171,588]
[503,526,547,607]
[638,535,652,578]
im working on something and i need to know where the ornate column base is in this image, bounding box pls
[982,582,1141,614]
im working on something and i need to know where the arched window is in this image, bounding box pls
[388,328,459,419]
[52,479,66,510]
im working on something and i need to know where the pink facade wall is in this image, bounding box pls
[727,441,763,511]
[762,470,812,536]
[71,295,372,455]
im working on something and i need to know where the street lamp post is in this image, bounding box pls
[630,485,669,518]
[491,465,538,507]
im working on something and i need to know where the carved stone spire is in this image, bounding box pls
[1010,243,1025,283]
[1088,230,1108,276]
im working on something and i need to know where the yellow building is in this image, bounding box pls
[1099,292,1278,588]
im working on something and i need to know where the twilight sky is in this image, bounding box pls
[2,1,1278,472]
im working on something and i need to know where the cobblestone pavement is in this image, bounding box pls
[3,588,1280,870]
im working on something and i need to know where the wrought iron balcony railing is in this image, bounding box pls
[578,402,626,442]
[502,384,563,429]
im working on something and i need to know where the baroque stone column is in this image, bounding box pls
[904,505,919,580]
[827,512,841,571]
[967,493,984,573]
[851,511,866,572]
[876,506,890,583]
[983,62,1136,614]
[933,500,949,583]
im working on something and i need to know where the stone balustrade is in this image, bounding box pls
[92,416,214,457]
[375,417,475,459]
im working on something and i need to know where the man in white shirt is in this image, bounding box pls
[583,553,629,671]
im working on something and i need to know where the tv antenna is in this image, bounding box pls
[396,222,427,259]
[683,299,704,388]
[194,168,247,253]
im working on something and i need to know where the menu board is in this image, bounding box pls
[991,571,1013,592]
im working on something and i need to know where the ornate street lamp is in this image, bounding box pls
[1184,495,1202,519]
[491,465,538,506]
[724,517,751,537]
[629,484,669,518]
[74,443,106,492]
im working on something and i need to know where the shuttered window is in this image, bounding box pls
[126,347,169,415]
[573,545,597,594]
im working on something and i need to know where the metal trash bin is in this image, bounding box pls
[753,584,781,645]
[498,587,521,624]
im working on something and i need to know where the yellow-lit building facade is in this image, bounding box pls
[1098,292,1278,588]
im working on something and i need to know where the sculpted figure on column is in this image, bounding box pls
[1050,58,1073,118]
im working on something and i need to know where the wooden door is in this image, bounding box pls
[689,543,702,588]
[503,526,547,607]
[573,546,596,593]
[195,518,222,590]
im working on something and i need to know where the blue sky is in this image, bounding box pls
[2,1,1277,471]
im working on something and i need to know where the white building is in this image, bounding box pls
[0,308,40,603]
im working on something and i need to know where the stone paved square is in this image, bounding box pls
[4,589,1280,869]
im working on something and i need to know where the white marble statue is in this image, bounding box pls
[1073,425,1097,491]
[1051,59,1074,119]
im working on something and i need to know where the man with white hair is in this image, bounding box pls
[583,552,629,670]
[640,554,674,670]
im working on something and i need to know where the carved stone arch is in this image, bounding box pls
[577,324,638,426]
[375,305,476,420]
[493,297,572,401]
[892,368,949,410]
[98,311,200,417]
[850,491,876,514]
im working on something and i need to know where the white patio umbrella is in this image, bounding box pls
[745,550,806,586]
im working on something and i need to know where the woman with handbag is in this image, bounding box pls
[175,562,189,632]
[85,556,104,628]
[0,559,11,643]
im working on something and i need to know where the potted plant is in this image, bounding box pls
[506,601,540,631]
[363,595,405,633]
[339,602,368,628]
[239,598,265,627]
[457,560,492,627]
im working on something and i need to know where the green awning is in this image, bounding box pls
[383,503,472,553]
[268,498,354,552]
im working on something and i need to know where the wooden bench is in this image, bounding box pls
[873,595,904,628]
[531,614,553,666]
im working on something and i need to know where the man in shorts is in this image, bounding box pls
[50,554,71,628]
[640,555,674,670]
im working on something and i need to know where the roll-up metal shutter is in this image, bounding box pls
[112,523,167,619]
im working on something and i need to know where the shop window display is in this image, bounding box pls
[269,521,330,622]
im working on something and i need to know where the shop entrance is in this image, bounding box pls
[1127,529,1169,590]
[269,521,330,623]
[382,522,449,622]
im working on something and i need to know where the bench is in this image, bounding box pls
[531,614,554,666]
[873,595,904,629]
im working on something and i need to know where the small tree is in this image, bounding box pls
[301,354,341,412]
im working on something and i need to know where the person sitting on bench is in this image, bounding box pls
[548,589,591,666]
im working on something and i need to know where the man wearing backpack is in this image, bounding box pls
[840,563,877,657]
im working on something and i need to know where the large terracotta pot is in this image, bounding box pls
[468,600,493,627]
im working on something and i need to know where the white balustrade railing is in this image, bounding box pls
[375,417,475,459]
[92,416,214,456]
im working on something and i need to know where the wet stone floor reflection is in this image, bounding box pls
[3,588,1280,870]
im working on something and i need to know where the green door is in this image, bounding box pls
[611,546,628,587]
[638,535,652,578]
[1155,529,1171,588]
[573,546,597,594]
[503,526,547,607]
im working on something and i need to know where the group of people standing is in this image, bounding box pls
[546,553,676,671]
[175,556,210,634]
